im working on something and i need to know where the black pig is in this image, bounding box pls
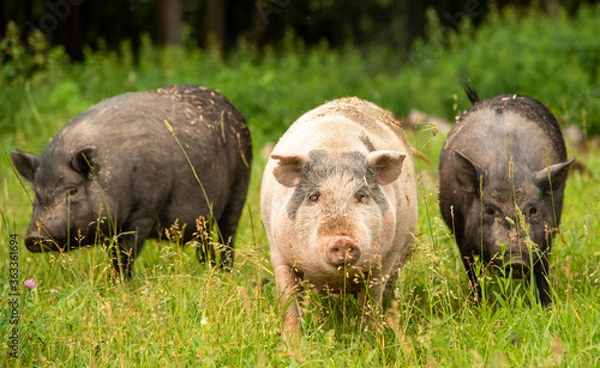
[11,85,252,277]
[438,84,574,305]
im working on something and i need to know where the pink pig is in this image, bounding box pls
[260,97,418,336]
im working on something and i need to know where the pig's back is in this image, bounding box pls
[274,97,412,155]
[57,86,244,147]
[442,94,567,169]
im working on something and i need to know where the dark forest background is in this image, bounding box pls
[2,0,598,60]
[1,0,599,138]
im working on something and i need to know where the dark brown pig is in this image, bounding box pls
[260,97,417,336]
[11,85,252,278]
[439,85,574,305]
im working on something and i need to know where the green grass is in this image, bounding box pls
[2,116,599,366]
[2,6,600,365]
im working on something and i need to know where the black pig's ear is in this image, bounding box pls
[11,150,39,183]
[454,150,486,194]
[271,154,308,188]
[367,150,406,185]
[534,157,575,194]
[71,146,98,178]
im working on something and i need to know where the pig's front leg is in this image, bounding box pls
[358,269,386,331]
[534,257,551,306]
[111,217,155,279]
[273,262,303,339]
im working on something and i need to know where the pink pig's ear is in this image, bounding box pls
[271,154,309,187]
[367,150,406,185]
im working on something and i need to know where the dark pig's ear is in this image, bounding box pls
[71,146,98,179]
[534,157,575,194]
[367,150,406,185]
[454,150,486,193]
[272,154,308,187]
[11,150,39,182]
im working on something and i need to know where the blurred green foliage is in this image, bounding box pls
[1,3,599,151]
[402,4,600,135]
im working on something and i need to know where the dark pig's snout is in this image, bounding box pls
[24,231,58,252]
[326,236,361,267]
[501,258,531,279]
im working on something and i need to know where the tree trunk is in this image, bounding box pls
[57,2,83,60]
[539,0,563,15]
[204,0,227,56]
[252,0,269,48]
[154,0,182,46]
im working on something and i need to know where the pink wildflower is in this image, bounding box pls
[24,279,37,290]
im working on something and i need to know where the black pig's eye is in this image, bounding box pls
[529,207,538,216]
[67,188,78,197]
[484,206,495,216]
[307,192,320,203]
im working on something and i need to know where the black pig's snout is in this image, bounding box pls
[326,237,361,267]
[24,232,57,253]
[502,259,531,279]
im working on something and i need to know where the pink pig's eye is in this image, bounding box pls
[307,192,320,203]
[355,193,368,203]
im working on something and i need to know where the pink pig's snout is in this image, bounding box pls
[326,236,361,267]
